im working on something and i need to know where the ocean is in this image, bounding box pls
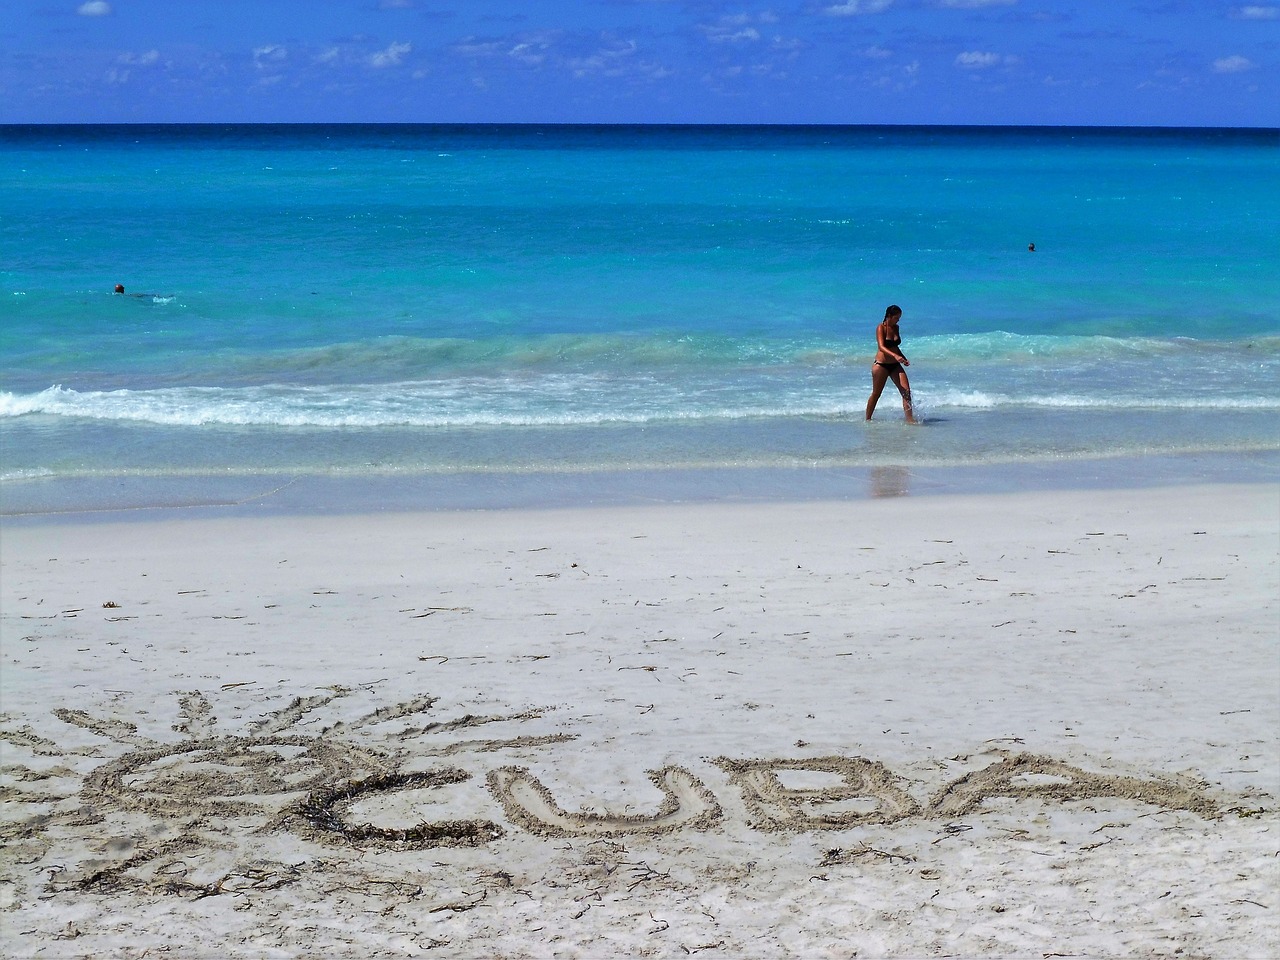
[2,124,1277,513]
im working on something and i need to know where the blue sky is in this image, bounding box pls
[3,1,1277,126]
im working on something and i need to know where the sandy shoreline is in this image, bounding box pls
[2,484,1277,957]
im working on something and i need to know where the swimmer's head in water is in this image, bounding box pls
[114,284,125,293]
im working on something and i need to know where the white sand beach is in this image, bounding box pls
[2,483,1278,958]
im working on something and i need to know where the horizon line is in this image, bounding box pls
[3,120,1277,132]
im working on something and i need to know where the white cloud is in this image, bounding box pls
[379,0,415,8]
[504,33,559,66]
[253,45,287,69]
[452,38,504,58]
[702,17,762,43]
[1235,5,1280,19]
[714,27,760,42]
[824,0,894,14]
[370,41,412,68]
[937,0,1016,8]
[118,50,161,66]
[955,51,1000,68]
[1213,55,1255,73]
[871,58,920,91]
[77,1,111,15]
[105,49,164,85]
[565,37,671,81]
[568,40,635,76]
[508,42,546,66]
[449,29,667,81]
[861,45,894,59]
[701,13,782,43]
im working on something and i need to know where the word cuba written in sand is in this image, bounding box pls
[1,688,1219,867]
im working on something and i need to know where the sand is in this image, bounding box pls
[1,483,1277,958]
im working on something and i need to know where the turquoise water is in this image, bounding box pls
[2,125,1278,509]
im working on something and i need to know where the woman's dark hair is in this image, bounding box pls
[884,305,902,320]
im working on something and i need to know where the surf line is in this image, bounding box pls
[283,752,1218,849]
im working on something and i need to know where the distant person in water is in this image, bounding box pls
[865,304,916,424]
[1028,242,1036,252]
[113,283,166,299]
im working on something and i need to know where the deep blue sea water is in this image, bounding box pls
[2,124,1277,512]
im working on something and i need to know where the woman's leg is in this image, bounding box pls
[866,364,890,420]
[890,367,915,423]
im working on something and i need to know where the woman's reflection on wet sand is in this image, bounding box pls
[870,465,911,498]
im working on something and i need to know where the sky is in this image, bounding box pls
[2,0,1277,126]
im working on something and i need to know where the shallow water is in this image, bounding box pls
[2,124,1277,509]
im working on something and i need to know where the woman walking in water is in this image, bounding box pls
[865,304,916,423]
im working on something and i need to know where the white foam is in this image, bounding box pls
[3,376,1278,432]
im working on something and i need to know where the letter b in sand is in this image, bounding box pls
[717,756,920,831]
